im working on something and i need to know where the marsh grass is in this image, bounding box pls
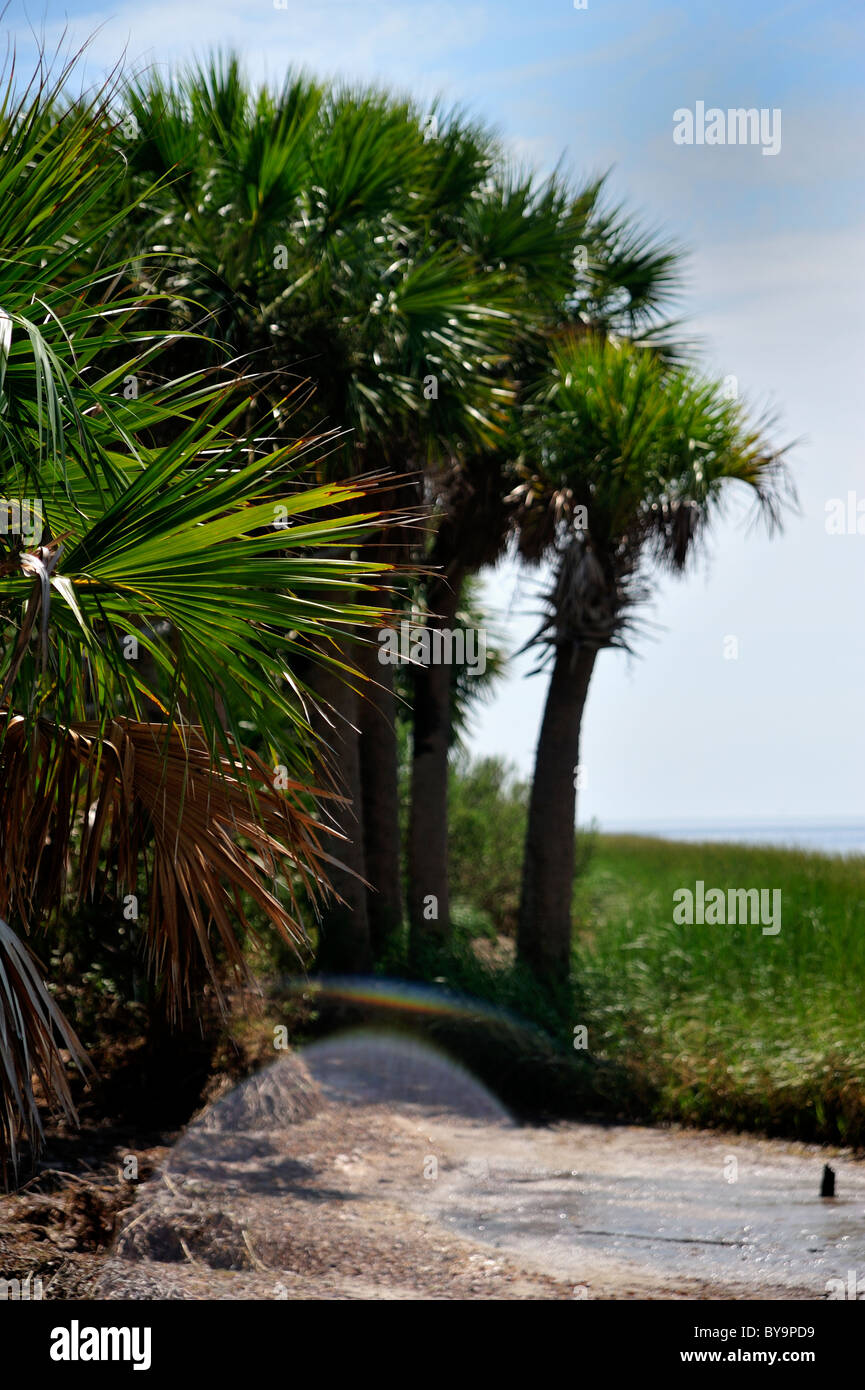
[254,828,865,1142]
[571,835,865,1142]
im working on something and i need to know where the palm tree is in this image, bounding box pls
[512,335,793,981]
[405,178,689,952]
[405,165,582,952]
[0,52,401,1168]
[96,61,422,970]
[107,60,525,969]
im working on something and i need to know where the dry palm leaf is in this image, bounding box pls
[0,713,341,1020]
[0,915,88,1178]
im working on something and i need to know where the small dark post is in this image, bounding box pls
[820,1163,836,1198]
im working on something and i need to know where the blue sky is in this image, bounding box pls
[6,0,863,822]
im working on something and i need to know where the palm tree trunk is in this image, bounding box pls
[307,655,373,975]
[408,573,463,956]
[517,642,597,981]
[357,637,404,959]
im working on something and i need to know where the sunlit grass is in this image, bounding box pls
[573,835,865,1141]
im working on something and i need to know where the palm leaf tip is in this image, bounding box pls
[0,917,88,1178]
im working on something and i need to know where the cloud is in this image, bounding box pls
[11,0,491,96]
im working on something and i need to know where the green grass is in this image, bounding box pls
[571,835,865,1142]
[255,798,865,1143]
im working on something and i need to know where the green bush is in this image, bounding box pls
[448,756,527,935]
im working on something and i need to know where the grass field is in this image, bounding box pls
[569,835,865,1142]
[262,815,865,1146]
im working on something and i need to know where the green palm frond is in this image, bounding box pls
[0,47,415,1165]
[575,192,685,333]
[514,335,794,653]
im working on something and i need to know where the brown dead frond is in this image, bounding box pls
[0,713,339,1019]
[0,915,88,1179]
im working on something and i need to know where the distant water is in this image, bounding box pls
[596,820,865,856]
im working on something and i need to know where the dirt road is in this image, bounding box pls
[94,1033,865,1300]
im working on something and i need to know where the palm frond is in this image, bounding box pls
[0,915,88,1178]
[514,335,794,651]
[0,715,341,1014]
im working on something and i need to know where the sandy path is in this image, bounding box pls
[94,1034,865,1300]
